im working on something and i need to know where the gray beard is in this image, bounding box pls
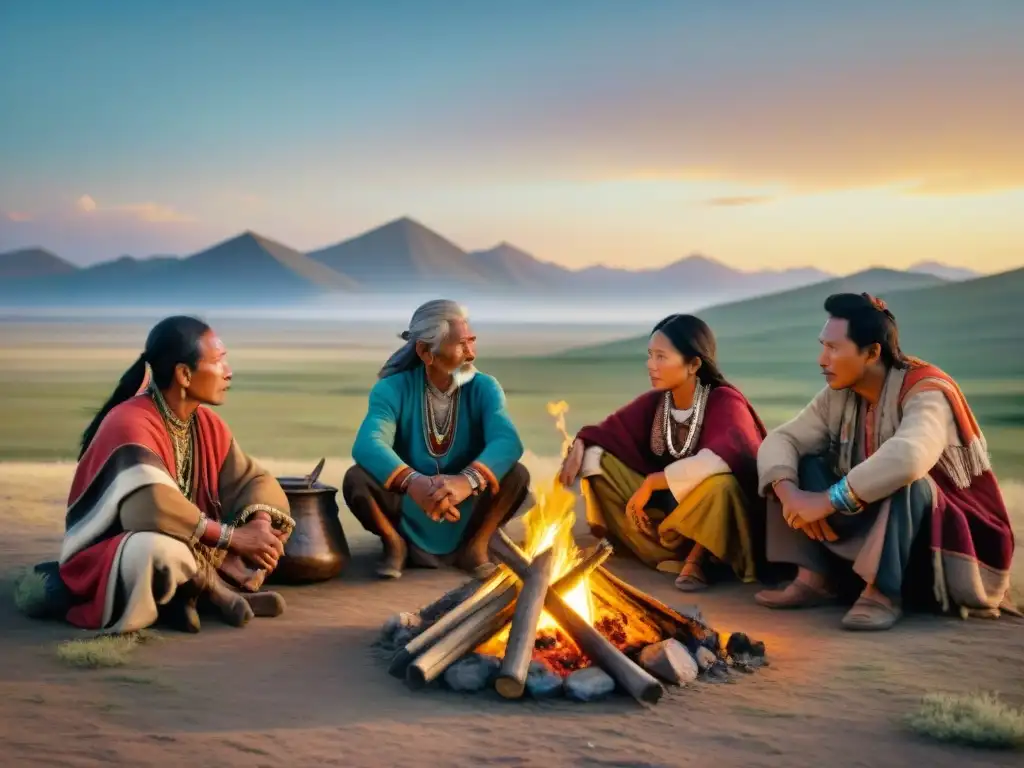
[451,364,477,388]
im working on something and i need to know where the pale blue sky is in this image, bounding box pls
[1,1,1021,272]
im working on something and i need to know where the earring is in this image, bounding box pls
[180,386,187,401]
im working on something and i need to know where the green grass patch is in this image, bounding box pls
[906,691,1024,750]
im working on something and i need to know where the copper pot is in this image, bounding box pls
[271,475,351,584]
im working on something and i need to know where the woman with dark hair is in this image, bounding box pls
[557,314,768,591]
[18,316,295,633]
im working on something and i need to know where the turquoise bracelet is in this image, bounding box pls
[828,477,863,515]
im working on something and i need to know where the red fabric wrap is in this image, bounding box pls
[60,395,234,629]
[900,363,1015,582]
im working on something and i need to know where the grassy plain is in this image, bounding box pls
[0,310,1022,480]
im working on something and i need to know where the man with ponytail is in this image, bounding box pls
[755,293,1017,631]
[18,316,295,634]
[344,299,529,580]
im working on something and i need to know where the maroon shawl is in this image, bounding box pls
[900,363,1017,614]
[577,385,767,502]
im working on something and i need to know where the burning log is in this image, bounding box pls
[491,530,664,705]
[388,568,515,678]
[495,548,555,699]
[406,588,519,689]
[591,567,719,653]
[403,541,615,688]
[490,535,613,588]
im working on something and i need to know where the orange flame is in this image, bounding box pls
[515,401,593,627]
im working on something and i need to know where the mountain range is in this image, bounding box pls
[0,216,982,307]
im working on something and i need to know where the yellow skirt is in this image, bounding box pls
[582,452,757,582]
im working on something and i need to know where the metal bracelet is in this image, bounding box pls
[460,467,482,494]
[399,471,421,493]
[828,478,863,515]
[192,515,209,544]
[217,523,235,550]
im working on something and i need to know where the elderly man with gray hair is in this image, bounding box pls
[343,299,530,579]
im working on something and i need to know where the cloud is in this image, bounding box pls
[112,202,195,223]
[75,194,97,213]
[702,195,774,208]
[73,195,194,223]
[4,210,32,222]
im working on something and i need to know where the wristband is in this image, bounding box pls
[827,477,864,515]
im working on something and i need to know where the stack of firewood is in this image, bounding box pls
[380,530,767,705]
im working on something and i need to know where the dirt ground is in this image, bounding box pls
[1,457,1022,768]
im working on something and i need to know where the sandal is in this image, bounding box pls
[754,579,837,609]
[841,594,902,631]
[674,561,709,592]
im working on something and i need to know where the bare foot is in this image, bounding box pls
[242,591,287,618]
[377,538,408,580]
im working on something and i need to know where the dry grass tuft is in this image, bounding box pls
[906,691,1024,749]
[55,630,158,669]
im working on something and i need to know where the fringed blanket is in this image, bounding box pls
[59,395,234,629]
[838,361,1017,617]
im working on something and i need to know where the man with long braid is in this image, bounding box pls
[18,316,295,633]
[343,299,530,580]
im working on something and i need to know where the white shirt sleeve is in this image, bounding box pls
[581,445,606,477]
[663,448,731,501]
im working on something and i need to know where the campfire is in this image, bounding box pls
[377,402,767,704]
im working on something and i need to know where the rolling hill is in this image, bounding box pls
[909,260,980,281]
[563,268,946,357]
[557,265,1024,380]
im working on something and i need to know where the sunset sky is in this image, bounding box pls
[1,1,1022,273]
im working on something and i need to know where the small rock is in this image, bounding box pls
[524,660,564,699]
[391,628,415,649]
[704,659,730,683]
[699,631,721,654]
[694,646,717,671]
[750,640,766,658]
[565,667,615,702]
[382,611,422,636]
[444,653,501,692]
[725,632,753,657]
[638,639,699,684]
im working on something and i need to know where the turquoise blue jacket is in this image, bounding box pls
[351,367,524,554]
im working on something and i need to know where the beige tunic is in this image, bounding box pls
[757,386,958,502]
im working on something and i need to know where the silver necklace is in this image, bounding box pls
[663,383,708,459]
[422,383,459,457]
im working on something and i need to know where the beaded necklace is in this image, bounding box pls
[421,379,460,458]
[149,384,196,499]
[660,382,709,459]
